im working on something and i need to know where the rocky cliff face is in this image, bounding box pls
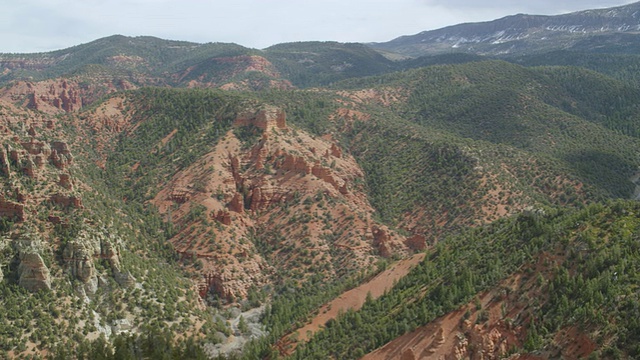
[362,252,599,360]
[0,78,137,115]
[0,197,25,221]
[0,100,96,294]
[13,233,52,292]
[62,227,128,293]
[0,80,83,113]
[152,105,413,301]
[18,252,52,292]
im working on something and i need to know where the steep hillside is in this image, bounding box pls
[152,107,413,298]
[287,60,640,249]
[0,77,136,115]
[0,94,217,359]
[291,200,640,359]
[340,61,640,194]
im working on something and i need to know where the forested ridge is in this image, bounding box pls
[289,200,640,358]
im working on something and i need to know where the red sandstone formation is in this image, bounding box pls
[151,105,412,302]
[23,156,36,178]
[228,192,244,213]
[0,197,25,221]
[213,210,232,225]
[169,189,191,204]
[20,139,51,156]
[233,105,287,133]
[280,154,311,174]
[311,164,347,194]
[34,154,45,169]
[176,55,291,90]
[59,173,73,189]
[50,194,83,209]
[9,146,22,163]
[372,226,392,258]
[249,187,263,212]
[247,184,289,212]
[330,143,342,158]
[51,141,70,155]
[0,146,10,177]
[405,234,427,251]
[47,215,63,224]
[17,80,83,113]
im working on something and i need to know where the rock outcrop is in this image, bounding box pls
[51,141,70,155]
[233,105,287,133]
[249,187,264,212]
[59,173,73,189]
[23,156,36,177]
[50,193,83,208]
[20,80,83,113]
[405,234,427,251]
[20,139,51,156]
[34,154,46,169]
[50,149,73,169]
[311,164,347,194]
[202,257,266,302]
[228,192,244,213]
[0,197,25,221]
[62,228,129,293]
[5,139,75,177]
[63,240,98,292]
[151,104,412,302]
[329,143,342,158]
[213,210,232,225]
[8,145,21,163]
[169,189,191,204]
[114,270,136,288]
[280,154,311,174]
[372,226,393,258]
[0,146,10,177]
[247,183,288,212]
[18,252,52,292]
[12,232,52,292]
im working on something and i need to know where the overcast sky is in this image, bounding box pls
[1,0,638,53]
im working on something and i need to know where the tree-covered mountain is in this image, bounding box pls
[0,35,253,82]
[294,199,640,359]
[0,37,401,89]
[370,1,640,57]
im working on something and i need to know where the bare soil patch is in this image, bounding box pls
[278,253,425,354]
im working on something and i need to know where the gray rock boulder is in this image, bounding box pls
[18,252,51,292]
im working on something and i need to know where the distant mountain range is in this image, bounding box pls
[370,1,640,56]
[5,2,640,90]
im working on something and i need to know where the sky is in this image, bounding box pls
[1,0,638,53]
